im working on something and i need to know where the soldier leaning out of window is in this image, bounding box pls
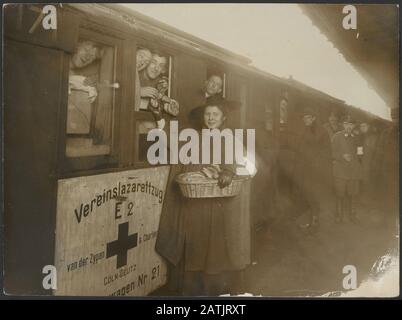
[204,75,223,99]
[136,49,179,129]
[67,40,105,135]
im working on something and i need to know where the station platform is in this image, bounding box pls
[245,199,398,296]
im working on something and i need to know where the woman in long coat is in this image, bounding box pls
[155,97,251,295]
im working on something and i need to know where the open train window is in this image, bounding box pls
[277,91,291,149]
[134,45,175,164]
[65,31,121,160]
[265,103,274,132]
[205,67,226,99]
[135,47,173,111]
[277,91,289,126]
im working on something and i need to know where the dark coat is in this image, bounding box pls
[360,132,378,183]
[323,122,342,140]
[331,131,362,180]
[155,130,251,274]
[156,163,251,273]
[372,125,399,213]
[293,122,333,195]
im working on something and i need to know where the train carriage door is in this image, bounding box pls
[4,4,80,294]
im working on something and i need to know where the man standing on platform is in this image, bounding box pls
[293,108,332,233]
[331,115,362,224]
[323,111,342,140]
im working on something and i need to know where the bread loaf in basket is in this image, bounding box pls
[175,171,248,198]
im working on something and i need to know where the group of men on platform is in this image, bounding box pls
[286,107,398,233]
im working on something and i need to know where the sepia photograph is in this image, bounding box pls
[2,3,400,299]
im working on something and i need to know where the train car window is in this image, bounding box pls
[134,46,176,165]
[277,91,293,149]
[135,47,172,111]
[279,98,289,125]
[205,67,226,99]
[66,37,118,158]
[265,104,274,132]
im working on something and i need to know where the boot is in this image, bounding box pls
[309,215,320,233]
[349,198,359,224]
[303,215,320,234]
[335,199,344,223]
[299,210,314,232]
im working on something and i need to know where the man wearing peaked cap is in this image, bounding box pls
[331,114,362,224]
[342,114,357,125]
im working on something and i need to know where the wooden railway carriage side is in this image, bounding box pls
[3,3,262,296]
[3,4,389,296]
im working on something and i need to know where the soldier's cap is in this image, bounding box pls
[342,114,357,124]
[302,107,316,117]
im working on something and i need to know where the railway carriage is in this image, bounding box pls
[3,3,388,295]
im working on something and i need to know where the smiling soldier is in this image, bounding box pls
[138,52,168,110]
[134,48,152,111]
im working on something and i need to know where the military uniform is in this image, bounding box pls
[331,126,362,223]
[331,131,362,196]
[323,122,342,140]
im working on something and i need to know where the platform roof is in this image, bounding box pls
[299,4,399,110]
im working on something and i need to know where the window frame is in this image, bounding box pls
[60,27,124,174]
[132,40,178,167]
[206,64,227,99]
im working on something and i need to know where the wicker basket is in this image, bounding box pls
[175,172,248,198]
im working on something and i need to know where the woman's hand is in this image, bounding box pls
[218,170,234,189]
[164,99,180,116]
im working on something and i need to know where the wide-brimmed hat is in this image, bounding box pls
[188,96,240,122]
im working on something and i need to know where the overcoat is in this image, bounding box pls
[155,131,251,274]
[293,122,333,197]
[331,130,362,180]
